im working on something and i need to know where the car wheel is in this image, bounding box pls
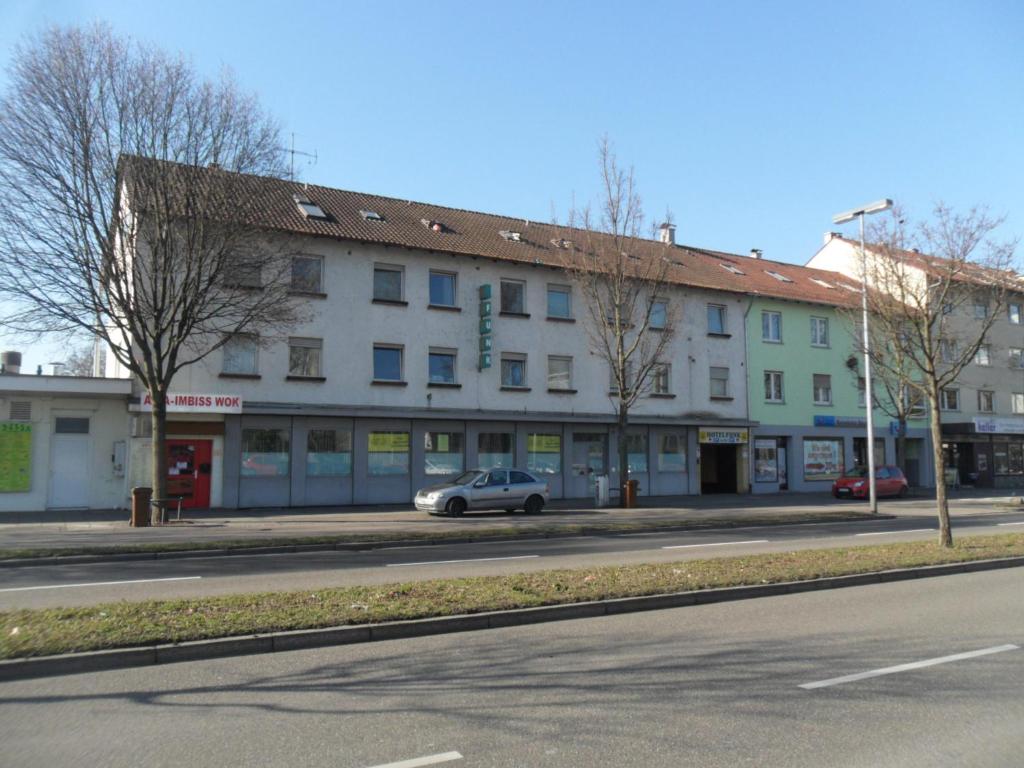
[525,495,544,515]
[445,497,466,517]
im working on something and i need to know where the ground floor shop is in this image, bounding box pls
[750,418,933,494]
[943,417,1024,490]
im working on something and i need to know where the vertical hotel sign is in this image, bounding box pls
[479,284,492,370]
[0,422,32,492]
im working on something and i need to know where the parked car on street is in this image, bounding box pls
[415,468,550,516]
[832,465,909,499]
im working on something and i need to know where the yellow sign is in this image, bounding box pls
[368,432,409,452]
[528,434,561,453]
[699,429,747,444]
[0,422,32,492]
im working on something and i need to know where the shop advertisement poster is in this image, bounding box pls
[0,421,32,492]
[754,438,778,483]
[803,438,844,481]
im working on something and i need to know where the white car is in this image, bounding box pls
[414,468,550,516]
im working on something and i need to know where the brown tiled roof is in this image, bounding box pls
[124,156,864,308]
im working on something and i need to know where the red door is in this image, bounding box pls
[166,439,213,508]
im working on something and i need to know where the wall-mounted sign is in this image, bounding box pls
[131,393,243,414]
[973,416,1024,434]
[699,428,747,444]
[478,284,492,370]
[814,415,867,428]
[369,432,410,452]
[0,421,32,492]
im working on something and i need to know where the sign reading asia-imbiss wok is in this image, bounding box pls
[131,393,243,414]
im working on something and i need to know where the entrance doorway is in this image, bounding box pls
[569,432,606,498]
[166,439,212,508]
[49,417,91,508]
[701,444,737,494]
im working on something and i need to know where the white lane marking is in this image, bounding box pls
[662,539,769,550]
[365,751,463,768]
[386,555,539,568]
[998,521,1024,526]
[855,529,932,537]
[800,644,1020,690]
[0,576,202,593]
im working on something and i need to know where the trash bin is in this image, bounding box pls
[623,478,639,508]
[130,487,152,527]
[594,474,610,507]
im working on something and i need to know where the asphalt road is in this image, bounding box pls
[2,511,1023,609]
[1,567,1022,767]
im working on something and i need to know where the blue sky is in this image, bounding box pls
[1,0,1022,370]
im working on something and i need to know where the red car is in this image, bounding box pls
[832,465,909,499]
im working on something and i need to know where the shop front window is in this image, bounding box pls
[626,433,648,473]
[424,432,464,475]
[657,433,686,472]
[241,428,290,477]
[754,438,779,483]
[527,433,561,474]
[368,431,409,475]
[306,429,352,476]
[803,438,843,481]
[478,432,514,468]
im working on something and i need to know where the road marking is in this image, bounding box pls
[365,751,463,768]
[662,539,769,550]
[855,529,932,537]
[800,644,1020,690]
[998,521,1024,526]
[386,555,539,567]
[0,576,202,593]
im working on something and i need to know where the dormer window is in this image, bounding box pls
[720,263,745,276]
[360,210,384,222]
[294,194,328,220]
[421,218,448,233]
[499,230,522,242]
[765,270,794,283]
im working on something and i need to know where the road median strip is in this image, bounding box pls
[2,532,1022,681]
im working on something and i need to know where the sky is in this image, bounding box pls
[1,0,1022,371]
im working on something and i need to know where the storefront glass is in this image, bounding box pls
[754,438,778,482]
[657,433,686,472]
[424,432,464,475]
[306,429,352,476]
[368,431,409,475]
[527,433,561,474]
[626,433,648,473]
[803,438,844,481]
[241,428,290,477]
[478,432,514,468]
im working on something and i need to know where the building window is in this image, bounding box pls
[1013,393,1024,414]
[291,255,323,293]
[657,433,687,472]
[222,334,258,375]
[803,438,844,481]
[939,339,958,363]
[241,428,289,477]
[813,374,832,405]
[652,364,671,395]
[547,356,572,390]
[764,371,783,402]
[1011,348,1024,368]
[1009,303,1022,324]
[501,353,527,387]
[373,345,403,382]
[547,284,572,319]
[626,433,648,473]
[975,344,991,366]
[610,362,634,394]
[527,433,561,474]
[707,304,727,334]
[55,417,89,434]
[424,432,464,475]
[500,280,526,314]
[428,349,457,384]
[306,429,352,476]
[650,300,668,330]
[288,338,322,378]
[810,316,829,347]
[974,301,989,319]
[710,366,729,398]
[978,390,995,413]
[762,311,782,343]
[429,271,457,307]
[478,432,514,467]
[940,388,960,411]
[373,264,404,302]
[368,431,409,475]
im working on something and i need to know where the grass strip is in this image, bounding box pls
[4,531,1021,661]
[0,511,878,561]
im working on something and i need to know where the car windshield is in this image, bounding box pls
[452,470,483,485]
[843,467,869,478]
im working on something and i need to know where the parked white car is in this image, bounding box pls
[415,469,550,516]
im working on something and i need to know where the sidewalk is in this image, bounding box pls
[0,489,1018,553]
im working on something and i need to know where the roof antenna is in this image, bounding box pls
[283,132,318,181]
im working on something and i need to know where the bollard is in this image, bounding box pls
[623,478,639,508]
[130,487,152,527]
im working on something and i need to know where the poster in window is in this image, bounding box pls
[803,438,844,481]
[754,438,778,483]
[0,422,33,492]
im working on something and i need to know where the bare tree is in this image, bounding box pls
[857,204,1018,546]
[64,345,98,377]
[0,24,303,522]
[560,139,678,504]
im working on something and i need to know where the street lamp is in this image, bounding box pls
[833,198,893,514]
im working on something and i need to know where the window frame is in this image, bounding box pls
[709,366,730,398]
[652,363,671,395]
[372,263,405,303]
[428,270,458,308]
[546,284,573,319]
[940,387,960,411]
[500,353,528,388]
[978,390,995,413]
[975,344,992,366]
[707,304,727,335]
[1009,303,1022,325]
[428,348,458,385]
[500,279,527,315]
[1012,393,1024,414]
[373,344,405,382]
[810,316,830,348]
[221,333,259,376]
[650,299,668,330]
[812,373,833,406]
[547,355,573,391]
[761,311,782,343]
[764,370,784,403]
[287,337,323,379]
[290,254,324,294]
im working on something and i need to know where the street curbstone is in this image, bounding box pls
[603,592,699,615]
[271,625,372,652]
[369,615,491,641]
[155,635,273,664]
[154,548,229,560]
[0,646,157,681]
[488,602,607,627]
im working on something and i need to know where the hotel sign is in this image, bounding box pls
[699,428,747,444]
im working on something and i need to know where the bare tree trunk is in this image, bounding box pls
[149,391,167,525]
[897,429,907,476]
[928,389,953,547]
[618,403,630,508]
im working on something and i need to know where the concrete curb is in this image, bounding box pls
[0,513,892,569]
[2,554,1022,683]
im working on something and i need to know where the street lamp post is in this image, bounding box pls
[832,198,893,514]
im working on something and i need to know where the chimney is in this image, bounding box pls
[824,231,843,245]
[658,222,676,245]
[750,248,763,259]
[1,351,22,375]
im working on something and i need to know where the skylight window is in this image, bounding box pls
[550,238,575,250]
[809,278,834,289]
[421,218,447,233]
[499,230,522,242]
[720,263,745,276]
[294,194,328,220]
[360,210,384,222]
[765,270,794,283]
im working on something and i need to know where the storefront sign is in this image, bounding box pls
[478,284,492,370]
[813,415,867,428]
[973,416,1024,434]
[368,432,409,452]
[699,429,747,444]
[0,422,32,492]
[132,393,242,414]
[527,434,561,453]
[803,438,844,481]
